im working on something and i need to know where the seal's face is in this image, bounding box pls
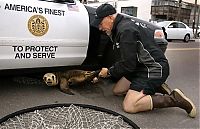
[43,73,58,86]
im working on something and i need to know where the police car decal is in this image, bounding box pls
[4,3,65,16]
[0,0,90,70]
[12,45,58,59]
[67,4,79,12]
[28,15,49,36]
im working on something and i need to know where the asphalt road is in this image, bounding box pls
[0,40,199,129]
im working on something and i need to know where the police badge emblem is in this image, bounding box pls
[28,15,49,36]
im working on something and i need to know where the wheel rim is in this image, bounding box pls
[185,35,190,42]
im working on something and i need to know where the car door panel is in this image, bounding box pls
[0,0,89,70]
[166,22,178,39]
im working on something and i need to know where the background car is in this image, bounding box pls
[156,21,193,42]
[0,0,168,75]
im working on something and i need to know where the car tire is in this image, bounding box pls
[184,34,190,42]
[197,32,200,37]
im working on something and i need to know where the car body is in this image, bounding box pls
[156,21,193,42]
[0,0,168,75]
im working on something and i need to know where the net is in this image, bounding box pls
[0,104,139,129]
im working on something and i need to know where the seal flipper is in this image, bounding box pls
[84,70,101,81]
[59,78,74,95]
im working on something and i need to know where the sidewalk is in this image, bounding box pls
[190,38,200,42]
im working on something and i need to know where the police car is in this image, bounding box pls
[0,0,167,74]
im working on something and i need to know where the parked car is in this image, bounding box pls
[0,0,168,75]
[156,21,193,42]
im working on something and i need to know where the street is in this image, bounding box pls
[0,40,199,129]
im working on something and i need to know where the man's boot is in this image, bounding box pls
[151,89,196,118]
[156,83,172,95]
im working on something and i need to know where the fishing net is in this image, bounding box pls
[0,104,139,129]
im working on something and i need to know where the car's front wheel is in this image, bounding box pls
[184,34,190,42]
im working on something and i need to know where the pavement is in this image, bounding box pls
[0,42,199,129]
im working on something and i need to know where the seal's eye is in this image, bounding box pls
[52,75,55,81]
[43,77,47,81]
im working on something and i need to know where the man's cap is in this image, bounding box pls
[91,3,116,28]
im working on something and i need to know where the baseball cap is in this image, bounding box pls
[91,3,116,28]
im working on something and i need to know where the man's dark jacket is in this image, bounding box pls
[109,14,169,80]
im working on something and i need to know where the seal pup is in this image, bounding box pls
[43,70,100,95]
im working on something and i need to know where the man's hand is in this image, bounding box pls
[99,68,109,78]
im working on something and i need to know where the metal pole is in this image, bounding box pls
[193,0,197,35]
[177,0,182,21]
[195,5,200,38]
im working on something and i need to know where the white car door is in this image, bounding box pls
[176,22,187,40]
[166,22,179,39]
[0,0,89,70]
